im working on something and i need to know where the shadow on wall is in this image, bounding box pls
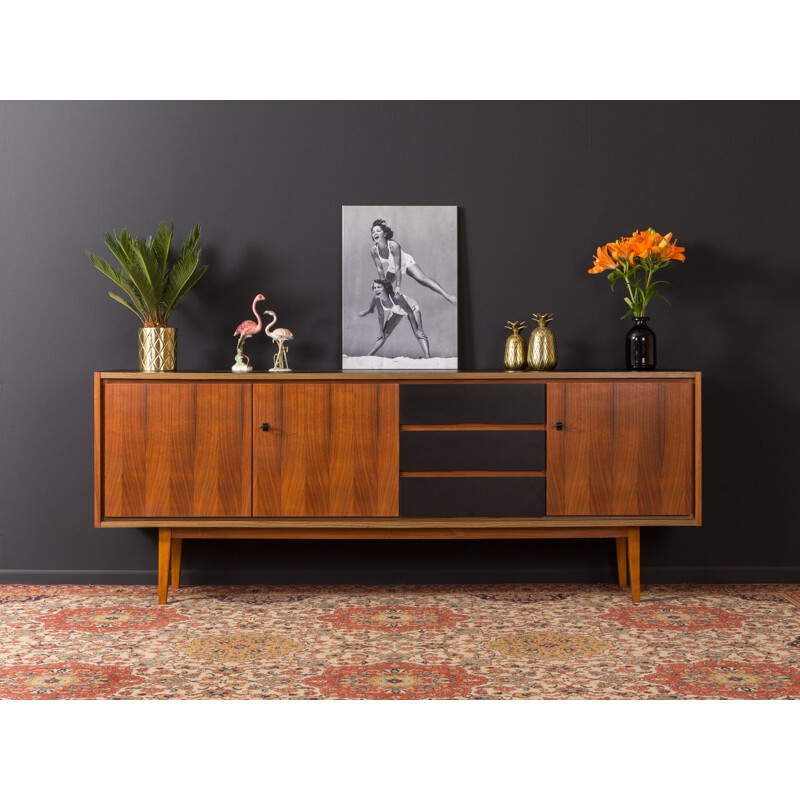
[651,242,800,566]
[179,245,337,372]
[456,207,473,369]
[180,245,277,371]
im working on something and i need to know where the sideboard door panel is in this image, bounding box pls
[104,381,252,518]
[253,383,399,517]
[547,381,694,516]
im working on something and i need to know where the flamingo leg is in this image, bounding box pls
[273,341,289,370]
[234,334,253,369]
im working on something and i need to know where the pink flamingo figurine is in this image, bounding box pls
[263,309,294,372]
[232,293,266,372]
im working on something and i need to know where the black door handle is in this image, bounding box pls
[555,421,564,430]
[260,422,271,432]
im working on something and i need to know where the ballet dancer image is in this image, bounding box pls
[359,279,431,358]
[369,219,457,304]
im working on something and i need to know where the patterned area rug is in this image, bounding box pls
[1,583,799,699]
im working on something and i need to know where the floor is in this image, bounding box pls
[1,583,799,699]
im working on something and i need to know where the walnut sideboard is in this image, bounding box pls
[94,371,702,603]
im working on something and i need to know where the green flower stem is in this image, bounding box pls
[641,262,654,317]
[621,261,637,313]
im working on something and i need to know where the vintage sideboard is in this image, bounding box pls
[93,371,702,603]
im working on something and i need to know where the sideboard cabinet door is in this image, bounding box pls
[253,383,399,517]
[103,381,252,518]
[547,381,695,516]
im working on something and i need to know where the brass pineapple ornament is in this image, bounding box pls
[528,313,557,370]
[503,321,527,371]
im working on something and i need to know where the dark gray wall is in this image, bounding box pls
[1,101,798,584]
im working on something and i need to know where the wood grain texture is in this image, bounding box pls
[170,538,182,590]
[253,382,399,517]
[95,372,701,605]
[694,373,703,525]
[547,380,694,516]
[628,527,641,603]
[616,537,628,588]
[94,373,103,526]
[103,381,252,518]
[100,371,698,382]
[400,471,546,478]
[400,423,546,431]
[99,515,697,528]
[158,528,171,605]
[171,526,632,540]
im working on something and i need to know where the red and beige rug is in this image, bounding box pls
[1,583,798,699]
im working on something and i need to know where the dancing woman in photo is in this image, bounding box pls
[369,219,456,304]
[359,279,430,357]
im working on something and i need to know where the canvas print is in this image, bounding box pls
[342,206,458,369]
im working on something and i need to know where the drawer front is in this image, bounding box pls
[400,431,545,471]
[400,477,546,517]
[399,384,545,424]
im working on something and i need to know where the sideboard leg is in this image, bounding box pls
[627,527,641,603]
[158,528,172,605]
[171,538,183,590]
[615,537,628,588]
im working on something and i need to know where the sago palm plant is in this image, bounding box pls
[86,221,207,327]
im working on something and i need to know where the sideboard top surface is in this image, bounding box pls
[98,370,700,382]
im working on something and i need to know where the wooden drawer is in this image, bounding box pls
[400,431,545,471]
[400,477,546,517]
[399,384,545,424]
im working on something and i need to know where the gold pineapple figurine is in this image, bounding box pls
[528,313,557,370]
[503,321,527,371]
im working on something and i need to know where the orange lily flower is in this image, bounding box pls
[588,244,618,274]
[610,237,638,265]
[589,227,686,318]
[660,242,686,262]
[655,232,686,262]
[630,229,660,258]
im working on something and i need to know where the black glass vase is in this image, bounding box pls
[625,316,656,370]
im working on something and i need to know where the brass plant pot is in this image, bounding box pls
[138,327,177,372]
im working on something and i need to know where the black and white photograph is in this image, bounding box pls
[342,205,458,369]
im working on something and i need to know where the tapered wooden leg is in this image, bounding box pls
[170,538,183,590]
[158,528,172,605]
[627,527,641,603]
[616,537,628,588]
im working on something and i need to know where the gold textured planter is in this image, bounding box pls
[138,327,177,372]
[528,313,557,371]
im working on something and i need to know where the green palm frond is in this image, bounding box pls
[103,230,157,313]
[164,247,207,314]
[87,251,148,318]
[129,243,158,307]
[107,291,147,324]
[151,221,174,295]
[177,223,200,262]
[88,222,206,326]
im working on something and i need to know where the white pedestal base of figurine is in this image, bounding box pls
[268,367,292,373]
[231,363,253,373]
